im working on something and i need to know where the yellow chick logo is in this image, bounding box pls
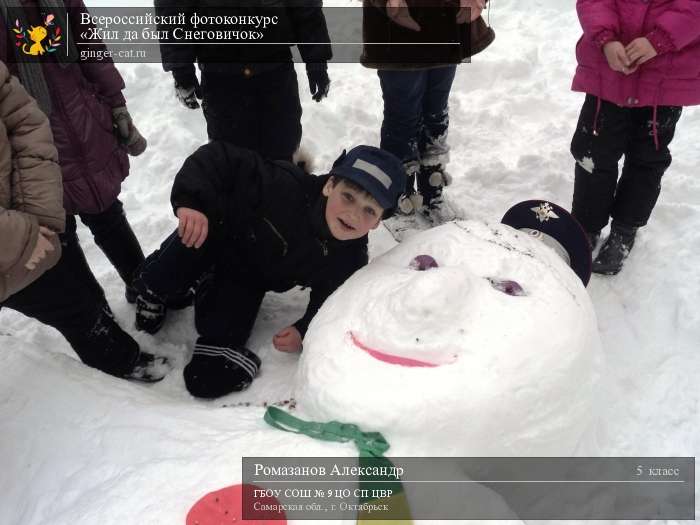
[23,25,48,55]
[13,14,62,56]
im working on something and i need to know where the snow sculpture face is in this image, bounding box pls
[296,221,602,456]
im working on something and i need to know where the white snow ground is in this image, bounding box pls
[1,0,698,523]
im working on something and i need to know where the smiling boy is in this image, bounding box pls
[133,143,404,398]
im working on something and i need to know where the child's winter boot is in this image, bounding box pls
[69,304,170,382]
[417,163,455,223]
[396,164,424,215]
[90,209,145,304]
[134,286,168,334]
[592,221,637,275]
[125,351,171,382]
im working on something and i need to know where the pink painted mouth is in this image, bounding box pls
[349,331,442,368]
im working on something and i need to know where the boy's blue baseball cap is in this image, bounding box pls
[329,146,405,211]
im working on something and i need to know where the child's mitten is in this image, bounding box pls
[112,106,147,156]
[306,62,330,102]
[171,67,203,109]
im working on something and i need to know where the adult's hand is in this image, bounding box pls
[386,0,421,31]
[457,0,485,24]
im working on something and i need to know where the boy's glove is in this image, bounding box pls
[306,63,330,102]
[172,67,203,109]
[112,106,147,156]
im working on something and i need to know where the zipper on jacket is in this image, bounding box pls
[319,240,328,256]
[263,217,288,257]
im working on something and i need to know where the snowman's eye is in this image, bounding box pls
[488,278,526,296]
[409,254,438,271]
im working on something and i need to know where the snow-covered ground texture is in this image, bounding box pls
[1,0,699,523]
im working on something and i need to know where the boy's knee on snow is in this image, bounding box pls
[183,341,261,399]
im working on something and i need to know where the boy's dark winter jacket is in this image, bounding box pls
[154,0,332,78]
[171,142,369,336]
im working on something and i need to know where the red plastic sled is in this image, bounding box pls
[186,483,287,525]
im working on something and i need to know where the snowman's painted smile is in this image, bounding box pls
[349,331,455,367]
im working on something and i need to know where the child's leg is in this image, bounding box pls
[136,229,214,303]
[417,65,457,211]
[201,64,301,161]
[2,225,148,378]
[201,71,261,151]
[378,69,428,212]
[185,271,265,398]
[79,198,145,303]
[257,64,303,162]
[570,95,630,233]
[419,65,456,163]
[612,106,683,227]
[133,229,215,334]
[193,271,264,345]
[378,69,427,164]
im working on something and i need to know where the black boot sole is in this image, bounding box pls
[135,315,167,335]
[592,264,622,275]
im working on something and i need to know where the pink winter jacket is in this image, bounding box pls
[572,0,700,108]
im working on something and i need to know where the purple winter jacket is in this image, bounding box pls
[572,0,700,108]
[0,0,129,215]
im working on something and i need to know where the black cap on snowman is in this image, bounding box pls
[501,200,592,286]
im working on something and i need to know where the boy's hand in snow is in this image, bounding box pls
[603,41,634,74]
[176,207,208,249]
[273,326,303,353]
[625,37,657,68]
[457,0,486,24]
[386,0,421,31]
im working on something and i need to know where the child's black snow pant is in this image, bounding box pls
[201,62,302,162]
[570,94,682,233]
[79,198,145,295]
[0,216,141,376]
[137,230,263,346]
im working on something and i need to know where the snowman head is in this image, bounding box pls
[296,202,602,456]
